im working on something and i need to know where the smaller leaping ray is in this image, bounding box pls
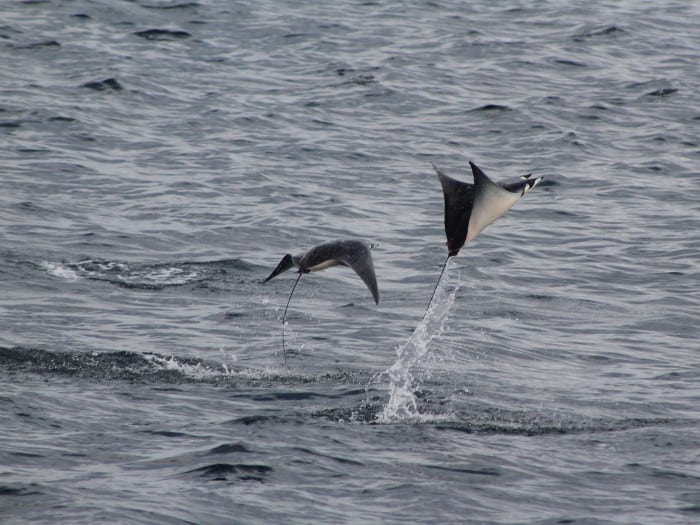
[263,239,379,362]
[423,161,543,319]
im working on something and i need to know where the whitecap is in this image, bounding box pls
[41,261,79,281]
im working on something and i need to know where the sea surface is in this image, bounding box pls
[2,1,699,523]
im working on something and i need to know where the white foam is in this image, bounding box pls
[143,352,295,382]
[143,354,232,380]
[143,267,199,285]
[42,261,79,281]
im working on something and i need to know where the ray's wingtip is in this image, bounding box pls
[468,160,484,174]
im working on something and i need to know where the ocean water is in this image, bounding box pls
[2,1,699,523]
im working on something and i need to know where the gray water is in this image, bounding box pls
[2,1,699,523]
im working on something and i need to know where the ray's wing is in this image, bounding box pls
[433,163,474,256]
[333,240,379,305]
[263,253,294,282]
[297,242,341,272]
[466,162,524,244]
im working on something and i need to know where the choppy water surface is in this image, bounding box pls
[2,1,699,523]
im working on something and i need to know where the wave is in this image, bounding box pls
[0,346,229,383]
[40,257,255,289]
[0,346,681,436]
[0,346,371,386]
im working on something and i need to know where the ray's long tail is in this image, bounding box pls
[281,272,303,363]
[421,255,451,322]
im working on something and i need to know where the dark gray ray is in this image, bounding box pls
[263,239,378,304]
[263,239,379,362]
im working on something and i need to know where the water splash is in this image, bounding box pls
[376,264,460,423]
